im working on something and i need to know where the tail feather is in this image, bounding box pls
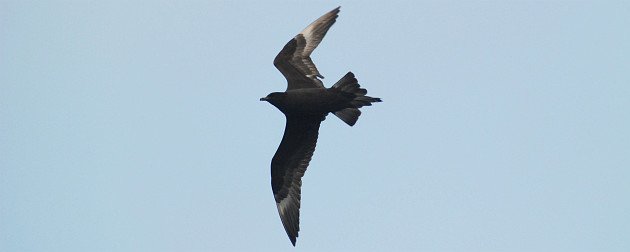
[331,72,381,126]
[333,108,361,126]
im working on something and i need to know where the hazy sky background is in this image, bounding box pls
[2,1,629,251]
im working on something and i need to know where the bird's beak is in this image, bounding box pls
[260,97,268,101]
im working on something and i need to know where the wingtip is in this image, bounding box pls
[330,6,340,15]
[290,236,297,246]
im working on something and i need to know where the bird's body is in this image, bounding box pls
[261,6,381,246]
[265,88,355,115]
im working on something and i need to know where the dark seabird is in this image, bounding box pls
[260,6,381,246]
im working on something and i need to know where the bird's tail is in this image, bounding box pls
[331,72,381,126]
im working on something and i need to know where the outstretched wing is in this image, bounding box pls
[271,115,323,246]
[274,7,340,91]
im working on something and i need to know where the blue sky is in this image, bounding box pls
[1,1,629,251]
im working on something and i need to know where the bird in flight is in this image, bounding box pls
[260,6,381,246]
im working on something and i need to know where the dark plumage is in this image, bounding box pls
[261,6,381,246]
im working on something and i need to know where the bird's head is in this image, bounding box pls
[260,92,286,106]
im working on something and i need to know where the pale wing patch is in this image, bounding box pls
[298,6,340,57]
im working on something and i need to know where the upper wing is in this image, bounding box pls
[271,115,324,246]
[273,7,340,91]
